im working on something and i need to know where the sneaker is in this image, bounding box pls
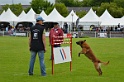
[29,73,33,76]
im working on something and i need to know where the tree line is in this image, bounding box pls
[0,0,124,18]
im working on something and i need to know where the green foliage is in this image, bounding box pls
[94,2,124,18]
[54,3,69,17]
[114,0,124,8]
[45,6,54,15]
[24,7,31,13]
[45,3,68,17]
[0,10,4,15]
[0,37,124,82]
[82,0,92,6]
[56,0,83,7]
[30,0,53,14]
[76,10,87,18]
[1,3,23,16]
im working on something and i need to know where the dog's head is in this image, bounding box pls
[76,40,86,47]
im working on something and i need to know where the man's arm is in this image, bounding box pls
[29,33,31,48]
[42,30,46,52]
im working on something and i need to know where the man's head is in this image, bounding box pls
[36,16,44,24]
[53,22,59,28]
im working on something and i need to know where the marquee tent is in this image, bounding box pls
[65,10,78,22]
[80,8,100,23]
[18,10,26,18]
[119,17,124,25]
[100,9,119,26]
[79,8,100,30]
[45,8,66,22]
[40,10,48,20]
[0,8,18,22]
[0,10,5,17]
[18,8,36,22]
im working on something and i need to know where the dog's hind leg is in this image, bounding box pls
[94,62,102,76]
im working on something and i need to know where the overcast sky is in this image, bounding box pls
[0,0,55,5]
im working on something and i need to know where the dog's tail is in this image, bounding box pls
[101,61,109,66]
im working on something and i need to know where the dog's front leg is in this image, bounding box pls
[78,51,83,57]
[78,48,87,57]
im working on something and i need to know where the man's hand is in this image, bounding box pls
[44,47,46,53]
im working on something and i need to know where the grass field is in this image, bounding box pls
[0,36,124,82]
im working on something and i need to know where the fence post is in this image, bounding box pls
[3,31,4,36]
[95,31,96,38]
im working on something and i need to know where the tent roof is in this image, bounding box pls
[40,10,48,20]
[18,8,36,22]
[0,8,18,22]
[0,10,5,16]
[65,10,78,22]
[100,10,119,25]
[80,8,100,22]
[45,8,66,22]
[18,10,26,18]
[100,9,114,21]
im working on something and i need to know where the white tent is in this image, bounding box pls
[80,8,100,23]
[0,10,5,17]
[18,8,36,23]
[0,8,18,22]
[18,10,26,18]
[100,9,119,26]
[65,10,78,22]
[40,10,48,20]
[119,17,124,25]
[79,8,100,30]
[45,8,66,22]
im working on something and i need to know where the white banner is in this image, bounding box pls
[53,46,72,64]
[98,33,107,37]
[15,33,26,36]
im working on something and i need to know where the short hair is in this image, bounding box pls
[36,20,40,22]
[53,22,59,25]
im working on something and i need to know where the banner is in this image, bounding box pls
[98,33,107,37]
[53,46,72,64]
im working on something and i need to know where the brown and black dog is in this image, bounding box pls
[76,40,109,76]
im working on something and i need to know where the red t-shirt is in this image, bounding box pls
[49,27,64,45]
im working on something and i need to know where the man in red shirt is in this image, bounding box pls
[49,22,64,60]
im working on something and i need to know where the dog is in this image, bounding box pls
[76,40,109,76]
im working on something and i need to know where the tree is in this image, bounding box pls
[56,0,83,7]
[45,6,54,15]
[82,0,93,6]
[92,0,114,6]
[76,11,87,18]
[30,0,53,14]
[82,0,114,6]
[1,3,23,16]
[54,3,69,17]
[45,3,68,17]
[114,0,124,8]
[94,2,123,18]
[24,7,31,13]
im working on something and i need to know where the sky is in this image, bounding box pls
[0,0,55,5]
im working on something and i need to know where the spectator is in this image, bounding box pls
[49,22,64,60]
[63,22,68,33]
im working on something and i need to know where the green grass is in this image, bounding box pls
[0,36,124,82]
